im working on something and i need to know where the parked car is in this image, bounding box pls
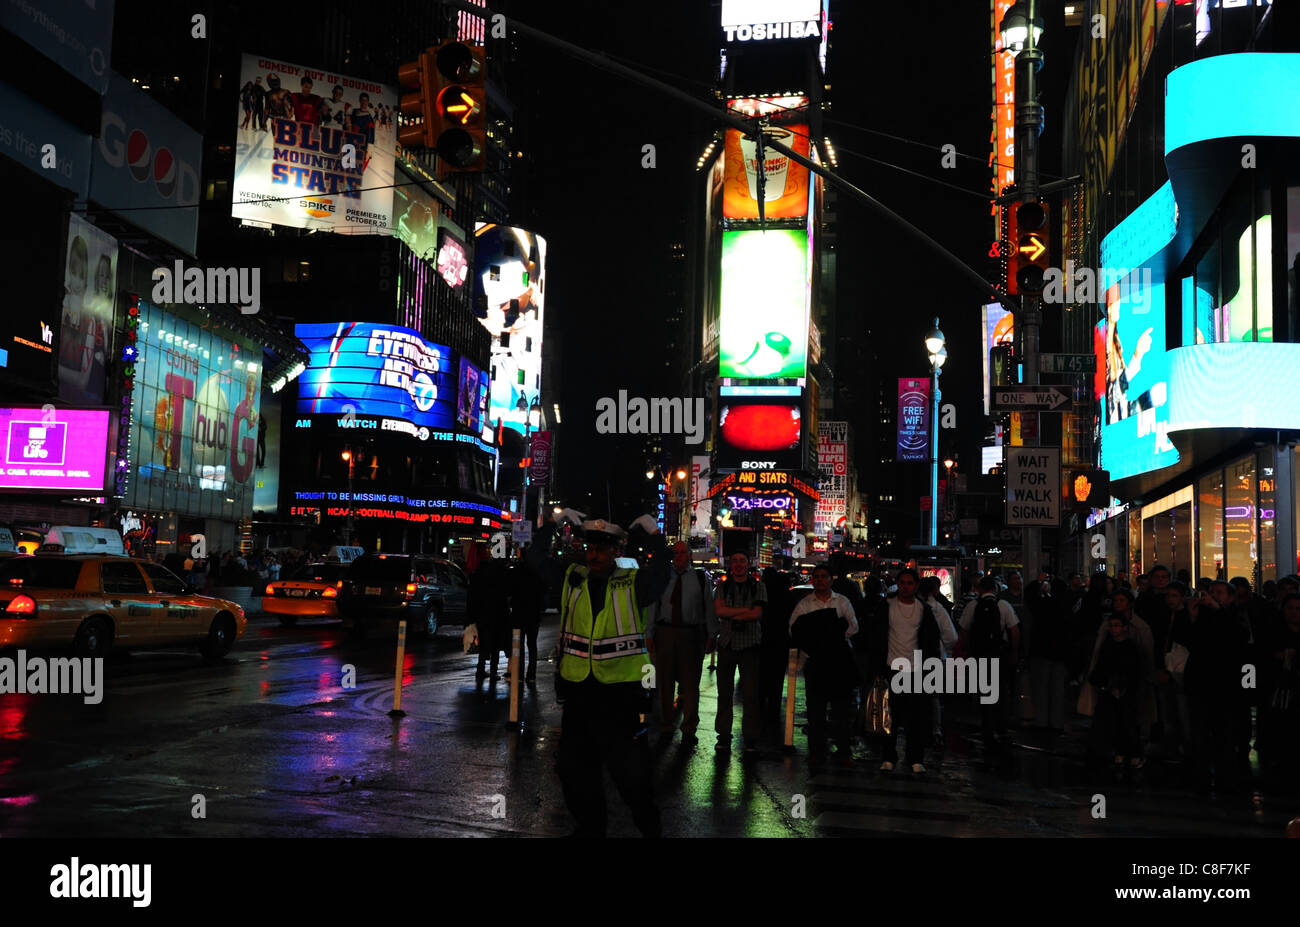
[337,554,469,638]
[263,562,350,626]
[0,554,246,661]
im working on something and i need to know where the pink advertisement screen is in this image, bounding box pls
[0,408,109,491]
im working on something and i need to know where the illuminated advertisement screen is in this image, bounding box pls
[473,225,547,436]
[720,230,809,379]
[292,489,506,529]
[457,355,490,435]
[0,408,109,492]
[296,322,456,435]
[723,97,811,220]
[1096,275,1177,481]
[392,165,439,260]
[720,0,823,41]
[897,377,930,463]
[232,54,398,233]
[125,301,262,518]
[716,399,802,470]
[436,229,470,288]
[981,302,1014,415]
[60,214,118,406]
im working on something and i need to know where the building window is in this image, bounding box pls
[1225,456,1256,582]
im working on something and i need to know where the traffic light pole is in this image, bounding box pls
[441,0,1016,316]
[1016,0,1045,584]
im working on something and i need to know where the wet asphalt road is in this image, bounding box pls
[1,609,1296,838]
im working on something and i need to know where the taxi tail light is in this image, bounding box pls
[6,595,37,616]
[405,582,418,597]
[323,587,338,598]
[265,584,276,596]
[336,581,344,589]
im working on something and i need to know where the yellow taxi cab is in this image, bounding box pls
[0,554,246,661]
[262,562,349,626]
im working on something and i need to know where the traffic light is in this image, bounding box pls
[398,42,488,177]
[1065,468,1110,514]
[1008,200,1051,295]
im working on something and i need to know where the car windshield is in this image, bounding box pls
[349,556,410,582]
[290,563,346,583]
[0,558,84,589]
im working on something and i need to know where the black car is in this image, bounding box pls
[337,554,469,638]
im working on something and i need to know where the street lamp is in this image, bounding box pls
[341,447,355,545]
[998,1,1044,54]
[925,318,946,546]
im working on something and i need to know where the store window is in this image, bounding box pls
[1225,456,1257,582]
[1198,470,1224,582]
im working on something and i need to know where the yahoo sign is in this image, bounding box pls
[0,408,109,491]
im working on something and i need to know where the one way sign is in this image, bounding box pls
[991,386,1072,412]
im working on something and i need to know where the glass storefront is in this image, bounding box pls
[1224,456,1256,583]
[1198,469,1224,581]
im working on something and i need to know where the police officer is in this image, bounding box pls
[529,509,670,837]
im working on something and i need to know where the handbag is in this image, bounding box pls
[1076,681,1096,717]
[863,677,892,736]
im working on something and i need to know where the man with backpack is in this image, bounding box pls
[960,574,1022,749]
[646,541,716,746]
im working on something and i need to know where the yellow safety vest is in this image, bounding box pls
[559,563,648,684]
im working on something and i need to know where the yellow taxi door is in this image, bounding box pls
[98,560,165,643]
[140,562,206,642]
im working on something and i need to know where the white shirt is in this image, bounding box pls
[788,590,859,637]
[958,594,1021,633]
[888,596,956,664]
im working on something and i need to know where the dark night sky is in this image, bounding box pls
[518,0,996,519]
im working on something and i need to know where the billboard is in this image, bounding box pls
[0,0,114,93]
[60,215,118,406]
[720,0,823,41]
[232,54,398,234]
[991,0,1016,231]
[716,399,803,470]
[691,455,711,538]
[436,229,470,288]
[815,421,848,536]
[457,355,490,436]
[528,431,552,483]
[125,301,262,518]
[1096,274,1176,480]
[473,225,547,436]
[0,408,109,492]
[896,378,931,462]
[92,72,202,254]
[723,97,811,220]
[720,230,809,379]
[393,165,440,260]
[981,302,1014,415]
[254,388,281,515]
[296,322,456,434]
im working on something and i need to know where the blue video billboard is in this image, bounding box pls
[296,322,456,431]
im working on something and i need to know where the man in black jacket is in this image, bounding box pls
[865,569,956,774]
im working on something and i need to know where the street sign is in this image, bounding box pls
[1039,354,1097,374]
[1005,447,1061,527]
[991,386,1071,412]
[511,519,532,544]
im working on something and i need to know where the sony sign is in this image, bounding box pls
[721,0,822,42]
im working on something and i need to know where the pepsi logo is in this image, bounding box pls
[99,107,199,205]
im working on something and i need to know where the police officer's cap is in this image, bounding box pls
[582,519,627,546]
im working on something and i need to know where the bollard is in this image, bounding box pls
[509,628,521,724]
[783,647,799,751]
[388,620,407,718]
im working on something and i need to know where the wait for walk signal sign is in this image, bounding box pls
[1005,447,1060,527]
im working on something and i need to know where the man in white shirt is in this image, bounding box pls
[789,563,859,769]
[959,574,1022,749]
[866,569,956,773]
[646,541,716,747]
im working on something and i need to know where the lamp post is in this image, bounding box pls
[925,319,946,546]
[1001,0,1046,582]
[341,447,355,545]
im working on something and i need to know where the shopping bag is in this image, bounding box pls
[1076,681,1095,717]
[462,623,479,654]
[863,678,892,736]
